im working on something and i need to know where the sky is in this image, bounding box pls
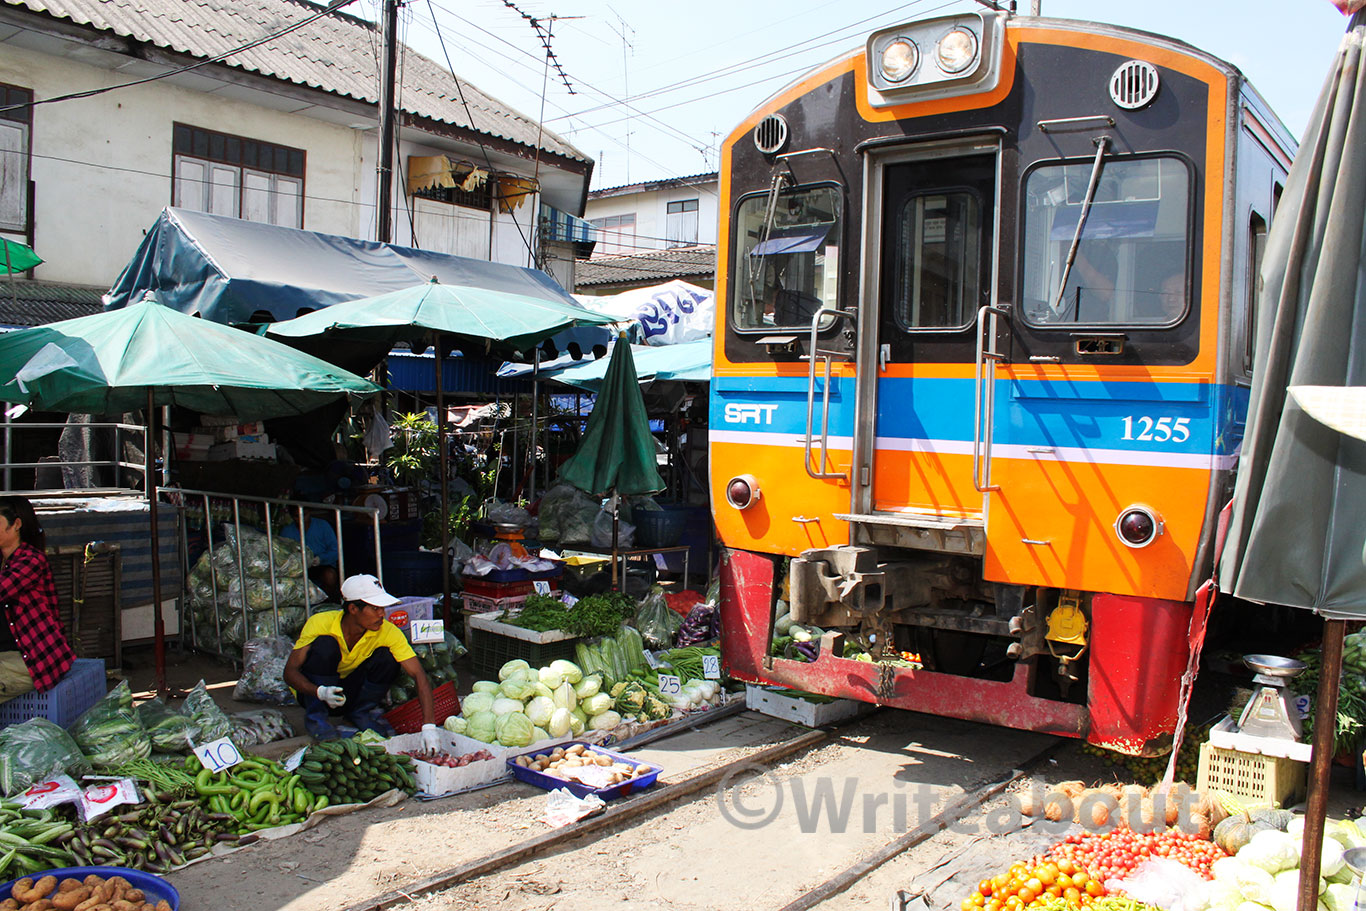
[361,0,1355,192]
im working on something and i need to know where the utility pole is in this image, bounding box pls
[376,0,400,243]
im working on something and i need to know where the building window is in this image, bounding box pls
[172,123,305,227]
[0,83,33,232]
[666,198,699,247]
[589,213,636,255]
[413,182,493,211]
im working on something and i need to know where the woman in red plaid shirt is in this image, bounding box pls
[0,496,73,703]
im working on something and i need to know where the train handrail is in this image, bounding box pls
[804,307,856,481]
[973,305,1011,492]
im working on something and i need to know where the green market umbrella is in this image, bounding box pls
[0,296,381,694]
[268,277,617,613]
[1,238,41,274]
[1217,12,1366,907]
[559,338,664,585]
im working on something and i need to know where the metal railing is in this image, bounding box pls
[167,487,383,664]
[2,420,148,489]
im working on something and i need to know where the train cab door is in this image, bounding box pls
[850,141,1000,550]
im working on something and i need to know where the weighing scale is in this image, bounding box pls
[1236,653,1309,741]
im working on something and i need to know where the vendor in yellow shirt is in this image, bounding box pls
[284,574,436,740]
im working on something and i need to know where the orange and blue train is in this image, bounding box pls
[709,9,1294,754]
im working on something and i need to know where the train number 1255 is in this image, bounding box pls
[1122,416,1191,443]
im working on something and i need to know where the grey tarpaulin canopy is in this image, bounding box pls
[103,207,582,325]
[1219,12,1366,616]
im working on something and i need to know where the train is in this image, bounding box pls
[708,8,1295,754]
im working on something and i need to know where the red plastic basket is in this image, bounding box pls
[383,681,460,734]
[462,577,559,599]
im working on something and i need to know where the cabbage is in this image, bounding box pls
[1327,820,1365,850]
[1267,872,1298,911]
[1323,883,1356,911]
[539,666,564,690]
[525,696,556,727]
[466,710,497,743]
[568,709,585,735]
[574,674,602,700]
[492,696,524,716]
[461,692,495,717]
[1326,865,1355,886]
[443,715,467,734]
[1230,862,1276,905]
[549,659,583,685]
[533,682,554,699]
[472,680,502,695]
[582,692,614,716]
[553,682,577,712]
[532,726,550,744]
[549,707,572,738]
[501,676,537,701]
[1242,831,1300,874]
[499,659,532,681]
[1320,838,1345,878]
[681,683,705,706]
[1208,878,1247,911]
[1237,902,1274,911]
[589,710,621,731]
[495,712,535,747]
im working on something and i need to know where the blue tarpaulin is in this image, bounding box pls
[104,207,581,325]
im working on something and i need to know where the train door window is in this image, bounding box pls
[881,153,995,333]
[1021,156,1192,327]
[1243,212,1268,375]
[731,184,842,330]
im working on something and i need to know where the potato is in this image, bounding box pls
[534,754,548,763]
[550,748,565,759]
[58,882,83,895]
[566,744,585,755]
[110,901,141,911]
[82,878,102,889]
[24,901,54,911]
[0,898,17,911]
[8,880,33,904]
[515,756,530,767]
[155,901,173,911]
[52,888,91,911]
[122,892,143,904]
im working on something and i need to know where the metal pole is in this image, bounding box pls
[530,349,540,502]
[147,390,166,697]
[435,332,451,624]
[3,407,11,491]
[375,0,400,243]
[1298,618,1347,911]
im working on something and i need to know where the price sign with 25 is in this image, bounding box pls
[657,674,682,696]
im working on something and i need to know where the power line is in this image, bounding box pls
[0,0,361,117]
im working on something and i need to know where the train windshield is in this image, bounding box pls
[1021,156,1191,327]
[732,184,842,330]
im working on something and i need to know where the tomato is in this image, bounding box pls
[1026,878,1043,894]
[963,900,976,911]
[1085,880,1104,897]
[1017,888,1036,903]
[1056,874,1073,890]
[980,880,994,897]
[1038,865,1058,886]
[1064,888,1081,904]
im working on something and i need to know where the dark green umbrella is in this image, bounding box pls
[268,277,617,614]
[559,337,664,585]
[1217,12,1366,908]
[0,296,381,694]
[1,238,41,274]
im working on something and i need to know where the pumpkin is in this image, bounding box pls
[1214,810,1285,854]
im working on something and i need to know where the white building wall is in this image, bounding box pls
[0,44,365,288]
[585,178,719,252]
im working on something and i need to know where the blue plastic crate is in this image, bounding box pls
[506,741,662,800]
[0,658,107,729]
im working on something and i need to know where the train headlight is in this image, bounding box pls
[880,38,919,83]
[1114,505,1164,549]
[726,474,761,510]
[935,27,978,74]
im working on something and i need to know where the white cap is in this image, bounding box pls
[340,574,400,607]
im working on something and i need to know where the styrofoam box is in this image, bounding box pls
[467,612,577,645]
[745,684,869,728]
[382,729,578,796]
[1208,714,1312,762]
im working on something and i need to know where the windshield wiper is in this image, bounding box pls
[1050,136,1113,318]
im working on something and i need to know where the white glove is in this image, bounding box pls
[317,685,346,709]
[421,723,440,751]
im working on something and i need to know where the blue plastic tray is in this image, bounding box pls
[0,866,179,909]
[506,741,661,800]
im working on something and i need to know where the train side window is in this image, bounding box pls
[893,190,982,329]
[1244,212,1268,375]
[1020,156,1192,328]
[730,184,842,331]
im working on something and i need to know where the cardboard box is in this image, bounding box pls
[207,439,277,461]
[744,684,869,728]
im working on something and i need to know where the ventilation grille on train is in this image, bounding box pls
[753,114,789,155]
[1109,60,1160,110]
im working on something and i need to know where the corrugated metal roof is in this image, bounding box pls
[576,246,716,288]
[0,280,105,327]
[4,0,589,163]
